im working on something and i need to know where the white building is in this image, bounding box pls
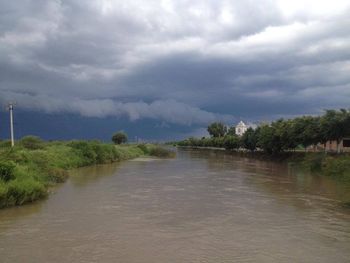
[235,121,248,136]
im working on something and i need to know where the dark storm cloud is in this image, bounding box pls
[1,0,350,127]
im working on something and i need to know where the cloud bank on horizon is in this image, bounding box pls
[1,0,350,126]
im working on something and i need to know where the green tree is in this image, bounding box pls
[257,123,284,154]
[288,117,312,151]
[320,109,350,153]
[273,119,295,151]
[224,135,239,150]
[212,137,225,148]
[227,126,236,136]
[257,124,275,154]
[240,127,258,151]
[207,122,227,138]
[112,131,128,145]
[301,116,322,151]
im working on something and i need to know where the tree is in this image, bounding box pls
[320,109,350,153]
[289,116,318,151]
[207,122,227,138]
[272,119,294,151]
[112,131,128,145]
[257,123,285,154]
[179,108,349,154]
[224,135,239,150]
[301,116,322,151]
[240,127,258,151]
[256,124,274,154]
[227,126,236,136]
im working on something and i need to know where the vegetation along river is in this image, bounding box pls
[1,148,350,263]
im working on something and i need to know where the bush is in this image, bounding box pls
[148,146,175,158]
[3,148,30,163]
[6,178,47,206]
[0,140,11,148]
[68,141,97,165]
[45,144,86,169]
[92,143,117,164]
[19,136,44,150]
[0,161,16,182]
[0,182,8,208]
[322,156,350,181]
[137,144,149,154]
[28,150,50,170]
[47,167,69,183]
[300,153,350,181]
[114,145,144,160]
[224,136,239,150]
[302,153,324,172]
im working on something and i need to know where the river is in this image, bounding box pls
[1,149,350,262]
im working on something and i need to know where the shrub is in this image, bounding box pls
[0,161,16,182]
[47,168,69,183]
[114,145,143,160]
[137,144,149,154]
[3,148,31,163]
[212,137,225,148]
[68,141,97,165]
[28,150,50,170]
[322,156,350,181]
[0,182,8,208]
[19,136,44,150]
[44,145,82,169]
[148,146,175,158]
[302,153,324,172]
[0,140,11,148]
[92,143,117,164]
[224,136,239,150]
[6,178,47,206]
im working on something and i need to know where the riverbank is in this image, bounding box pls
[178,146,350,182]
[0,137,174,208]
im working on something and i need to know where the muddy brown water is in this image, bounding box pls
[1,149,350,263]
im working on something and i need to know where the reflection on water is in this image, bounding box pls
[0,149,350,263]
[69,162,123,187]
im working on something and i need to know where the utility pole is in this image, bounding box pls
[7,102,15,147]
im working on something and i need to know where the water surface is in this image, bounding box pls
[1,149,350,262]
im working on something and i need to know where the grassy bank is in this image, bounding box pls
[178,146,350,182]
[0,137,174,208]
[291,152,350,182]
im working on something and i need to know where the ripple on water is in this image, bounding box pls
[1,149,350,263]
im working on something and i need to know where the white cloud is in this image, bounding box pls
[277,0,350,18]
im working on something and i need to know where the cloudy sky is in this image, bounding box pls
[1,0,350,140]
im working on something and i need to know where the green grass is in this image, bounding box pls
[322,155,350,181]
[147,145,176,158]
[0,139,175,208]
[288,152,350,181]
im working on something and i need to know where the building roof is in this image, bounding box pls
[236,121,246,127]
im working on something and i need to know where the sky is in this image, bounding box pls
[0,0,350,140]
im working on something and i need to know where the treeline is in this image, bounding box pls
[177,109,350,154]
